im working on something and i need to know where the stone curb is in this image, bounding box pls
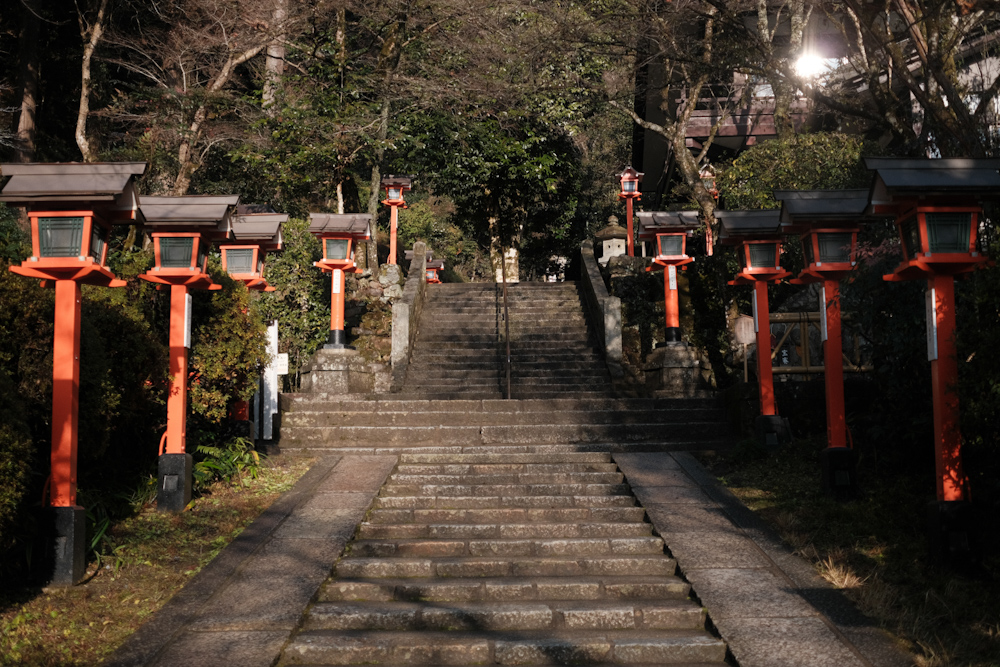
[105,454,397,667]
[614,451,915,667]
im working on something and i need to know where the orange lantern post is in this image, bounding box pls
[716,210,792,446]
[637,211,699,344]
[776,189,869,498]
[0,162,147,586]
[222,207,286,292]
[865,158,1000,561]
[618,166,643,257]
[380,175,412,265]
[309,213,373,348]
[139,196,237,512]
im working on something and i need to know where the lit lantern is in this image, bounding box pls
[637,211,699,344]
[618,166,643,256]
[381,175,413,265]
[139,195,238,513]
[0,161,147,586]
[716,210,791,446]
[223,207,286,291]
[776,189,869,499]
[310,213,373,348]
[865,157,1000,562]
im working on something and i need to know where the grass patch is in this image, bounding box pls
[0,455,313,666]
[698,438,1000,667]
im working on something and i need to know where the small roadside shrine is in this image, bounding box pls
[716,209,792,446]
[775,189,868,498]
[0,161,147,586]
[864,157,1000,561]
[138,195,238,513]
[636,210,700,345]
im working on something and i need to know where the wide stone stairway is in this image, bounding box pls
[280,449,727,666]
[277,282,731,665]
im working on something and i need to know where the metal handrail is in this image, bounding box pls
[500,253,512,400]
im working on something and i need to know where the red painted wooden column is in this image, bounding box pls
[388,205,399,265]
[663,266,679,334]
[51,280,82,508]
[823,280,847,450]
[165,284,189,456]
[753,280,776,417]
[625,196,635,257]
[928,274,965,502]
[330,267,346,342]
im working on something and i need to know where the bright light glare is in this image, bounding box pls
[795,53,826,78]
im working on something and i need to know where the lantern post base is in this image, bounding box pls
[820,447,858,500]
[157,453,193,513]
[755,415,791,448]
[48,506,86,587]
[927,500,977,567]
[324,329,351,350]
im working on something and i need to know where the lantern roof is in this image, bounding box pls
[636,211,700,240]
[0,162,147,222]
[233,207,286,250]
[714,210,783,244]
[404,249,435,262]
[618,166,643,182]
[140,195,238,238]
[380,175,414,189]
[865,157,1000,212]
[427,259,445,270]
[309,213,372,239]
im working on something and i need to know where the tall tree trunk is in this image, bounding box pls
[15,0,41,163]
[262,0,287,114]
[76,0,110,162]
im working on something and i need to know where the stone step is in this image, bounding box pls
[364,506,646,526]
[372,495,637,510]
[282,409,716,428]
[303,599,705,632]
[357,522,654,540]
[386,472,625,485]
[283,629,727,665]
[391,463,621,474]
[346,536,664,558]
[335,555,677,578]
[378,483,632,498]
[399,452,610,463]
[280,397,722,413]
[319,575,689,602]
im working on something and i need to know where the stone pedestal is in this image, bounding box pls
[49,506,86,587]
[157,453,193,513]
[300,348,374,395]
[643,344,712,398]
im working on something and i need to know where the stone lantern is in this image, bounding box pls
[595,216,629,266]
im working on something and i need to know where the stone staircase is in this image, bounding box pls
[280,449,728,666]
[400,282,613,400]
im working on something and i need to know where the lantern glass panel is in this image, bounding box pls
[160,237,195,267]
[90,224,107,263]
[197,241,207,271]
[326,238,349,260]
[926,213,972,253]
[817,232,853,263]
[226,248,254,273]
[801,236,814,265]
[621,179,637,193]
[388,187,402,200]
[748,243,777,268]
[657,234,684,256]
[257,258,264,274]
[426,269,435,280]
[38,217,84,257]
[899,216,922,259]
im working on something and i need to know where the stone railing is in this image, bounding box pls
[579,240,623,375]
[390,241,428,390]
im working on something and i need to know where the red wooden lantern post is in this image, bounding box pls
[381,175,412,265]
[0,162,147,586]
[865,158,1000,560]
[223,208,286,292]
[309,213,373,348]
[776,189,869,497]
[139,196,237,512]
[618,166,643,257]
[717,210,792,446]
[637,211,699,344]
